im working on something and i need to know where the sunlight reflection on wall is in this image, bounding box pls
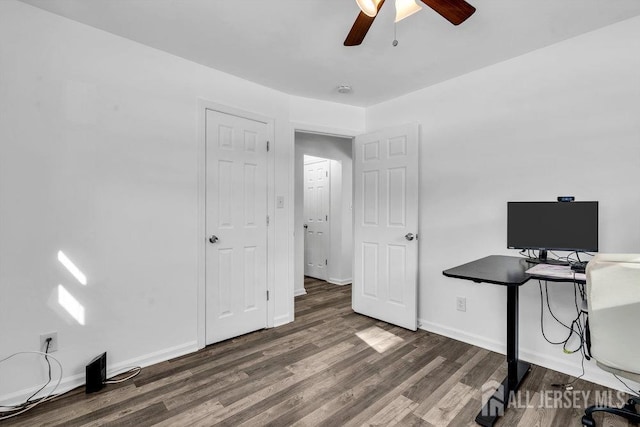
[57,250,87,285]
[57,284,85,325]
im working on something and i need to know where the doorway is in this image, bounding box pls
[293,124,420,331]
[294,131,354,296]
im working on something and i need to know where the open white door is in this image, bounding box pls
[353,123,419,330]
[205,109,268,345]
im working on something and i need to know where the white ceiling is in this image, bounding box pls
[20,0,640,107]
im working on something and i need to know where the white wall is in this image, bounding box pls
[366,16,640,391]
[295,133,354,295]
[0,0,365,403]
[289,96,365,133]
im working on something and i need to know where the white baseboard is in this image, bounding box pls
[294,288,307,297]
[327,278,352,286]
[418,318,638,393]
[419,318,504,355]
[109,341,198,378]
[0,341,198,408]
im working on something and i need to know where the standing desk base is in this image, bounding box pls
[475,360,531,427]
[442,257,537,427]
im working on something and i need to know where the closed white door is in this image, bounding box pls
[205,110,268,345]
[303,159,330,280]
[353,123,419,330]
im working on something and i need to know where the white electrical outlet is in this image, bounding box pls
[40,332,58,353]
[456,297,467,312]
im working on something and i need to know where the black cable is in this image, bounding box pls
[562,281,588,354]
[553,347,587,388]
[534,249,592,389]
[538,280,587,352]
[519,249,535,260]
[548,281,589,388]
[562,317,584,353]
[539,281,567,345]
[562,282,586,354]
[0,350,63,420]
[568,251,579,263]
[576,282,586,301]
[23,339,52,404]
[613,374,640,398]
[549,250,566,263]
[544,282,572,331]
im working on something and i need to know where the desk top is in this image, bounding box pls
[443,255,586,286]
[443,255,532,286]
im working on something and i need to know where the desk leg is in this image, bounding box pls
[507,285,521,390]
[475,286,531,427]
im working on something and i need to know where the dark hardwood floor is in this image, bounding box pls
[1,278,631,426]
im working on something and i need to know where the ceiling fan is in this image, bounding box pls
[344,0,476,46]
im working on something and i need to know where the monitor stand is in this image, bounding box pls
[525,250,569,266]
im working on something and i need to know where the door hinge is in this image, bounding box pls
[267,290,270,301]
[325,215,328,221]
[326,171,328,177]
[266,141,270,152]
[266,215,270,226]
[325,259,328,266]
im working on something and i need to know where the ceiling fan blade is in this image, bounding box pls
[419,0,476,25]
[344,0,386,46]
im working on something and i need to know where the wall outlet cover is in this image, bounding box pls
[456,297,467,312]
[39,332,58,353]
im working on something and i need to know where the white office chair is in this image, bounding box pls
[582,253,640,427]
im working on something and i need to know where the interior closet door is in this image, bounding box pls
[205,109,268,344]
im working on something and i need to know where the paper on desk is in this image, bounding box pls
[526,264,586,281]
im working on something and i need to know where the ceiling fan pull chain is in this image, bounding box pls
[393,22,399,46]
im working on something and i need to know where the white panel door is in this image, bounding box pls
[303,159,330,280]
[205,110,268,345]
[353,123,419,330]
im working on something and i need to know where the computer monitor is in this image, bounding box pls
[507,201,598,263]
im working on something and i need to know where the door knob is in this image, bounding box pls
[209,235,219,244]
[405,233,415,241]
[303,224,308,229]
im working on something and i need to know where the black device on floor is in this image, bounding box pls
[85,352,107,393]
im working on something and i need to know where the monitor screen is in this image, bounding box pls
[507,201,598,252]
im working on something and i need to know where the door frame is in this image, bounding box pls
[291,123,360,304]
[197,100,276,349]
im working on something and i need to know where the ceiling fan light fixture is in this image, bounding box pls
[394,0,422,22]
[355,0,381,17]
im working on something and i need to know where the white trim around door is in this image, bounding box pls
[197,100,275,349]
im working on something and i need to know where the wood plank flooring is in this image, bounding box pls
[1,278,632,426]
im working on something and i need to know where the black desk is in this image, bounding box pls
[442,255,535,426]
